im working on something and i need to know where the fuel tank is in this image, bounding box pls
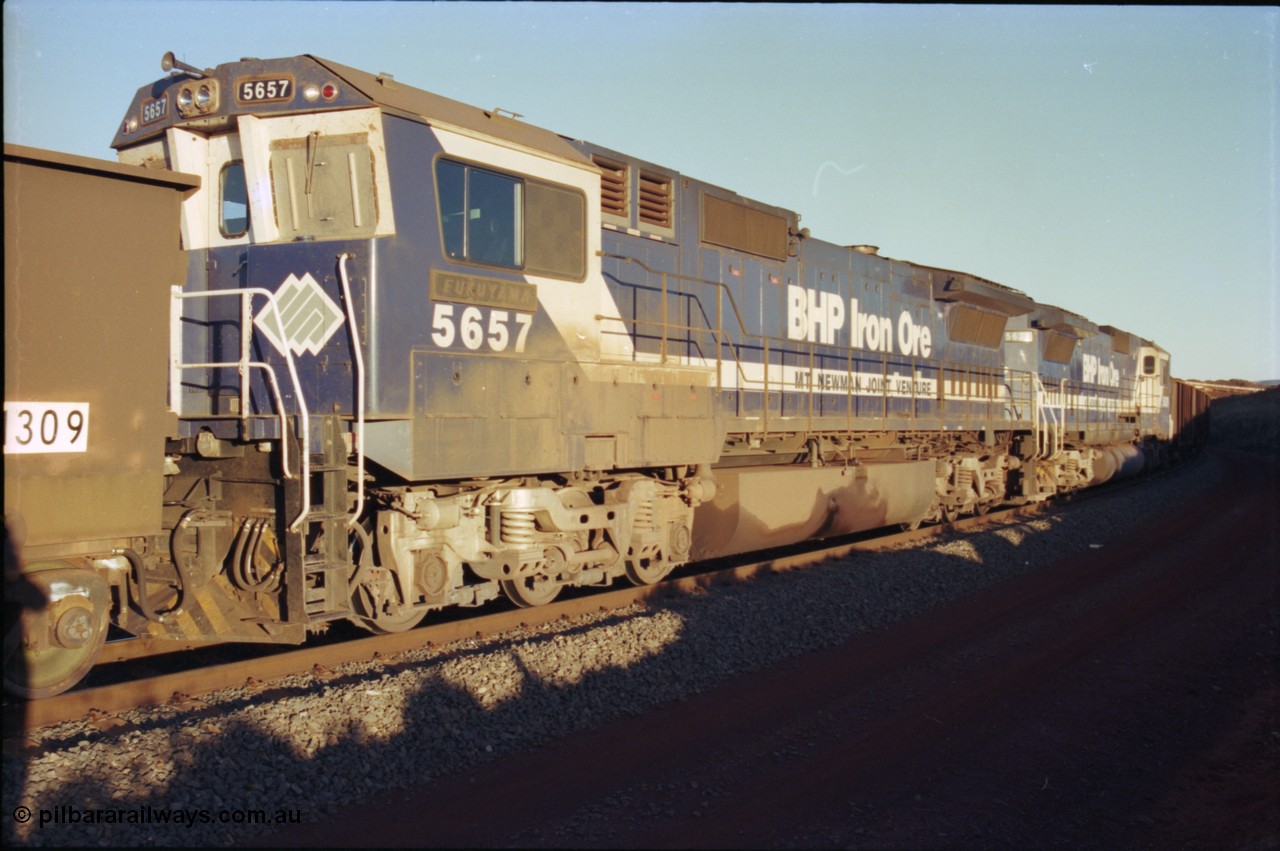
[1111,443,1147,480]
[691,459,935,561]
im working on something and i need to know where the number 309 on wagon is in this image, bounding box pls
[3,402,90,454]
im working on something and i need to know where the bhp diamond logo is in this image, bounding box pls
[254,272,345,357]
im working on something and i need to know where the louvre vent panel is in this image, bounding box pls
[638,172,672,228]
[593,156,627,217]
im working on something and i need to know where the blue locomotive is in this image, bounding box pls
[2,53,1202,696]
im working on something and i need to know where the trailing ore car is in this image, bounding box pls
[3,54,1202,697]
[1170,379,1212,456]
[4,144,199,697]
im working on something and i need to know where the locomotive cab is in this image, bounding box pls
[1136,343,1173,443]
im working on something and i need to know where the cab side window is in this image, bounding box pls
[219,161,250,238]
[436,160,522,269]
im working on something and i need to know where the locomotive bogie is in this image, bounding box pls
[370,470,708,619]
[933,452,1013,517]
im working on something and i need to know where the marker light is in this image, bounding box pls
[321,83,339,101]
[302,83,321,102]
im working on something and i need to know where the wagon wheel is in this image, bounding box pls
[3,569,109,699]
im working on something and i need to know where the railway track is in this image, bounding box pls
[6,500,1064,735]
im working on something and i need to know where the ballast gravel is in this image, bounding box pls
[1,452,1233,847]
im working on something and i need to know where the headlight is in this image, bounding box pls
[176,81,218,116]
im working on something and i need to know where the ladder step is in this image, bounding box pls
[304,609,351,623]
[304,559,348,573]
[302,512,347,525]
[303,561,352,620]
[286,415,354,622]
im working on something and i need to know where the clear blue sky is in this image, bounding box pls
[6,2,1277,381]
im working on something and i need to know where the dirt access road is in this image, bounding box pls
[275,447,1278,849]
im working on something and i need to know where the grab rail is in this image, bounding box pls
[336,253,365,527]
[170,285,312,531]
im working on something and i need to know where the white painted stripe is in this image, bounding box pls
[431,126,614,363]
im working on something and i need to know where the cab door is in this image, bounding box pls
[1136,347,1171,439]
[164,127,256,419]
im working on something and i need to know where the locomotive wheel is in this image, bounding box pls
[348,523,427,635]
[501,546,568,608]
[353,602,426,635]
[3,568,109,699]
[624,557,671,586]
[501,576,561,608]
[350,569,428,634]
[626,522,687,586]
